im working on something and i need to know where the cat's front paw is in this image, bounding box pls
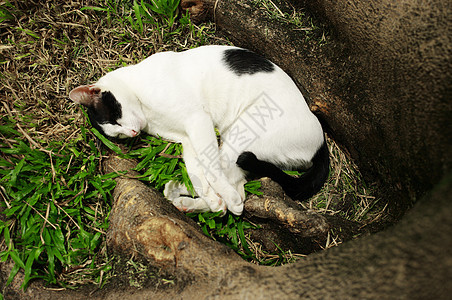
[165,181,228,214]
[203,193,228,215]
[171,196,225,214]
[164,180,195,200]
[227,203,243,215]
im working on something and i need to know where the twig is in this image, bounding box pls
[25,200,58,230]
[55,202,81,230]
[268,0,285,17]
[39,202,51,245]
[158,142,182,159]
[0,185,11,209]
[16,123,63,157]
[214,0,220,23]
[49,151,56,183]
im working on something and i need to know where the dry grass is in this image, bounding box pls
[0,0,382,287]
[308,135,382,222]
[1,0,223,144]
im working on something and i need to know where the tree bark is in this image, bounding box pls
[103,162,452,299]
[101,156,342,273]
[243,177,364,253]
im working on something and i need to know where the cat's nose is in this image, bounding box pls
[131,130,138,137]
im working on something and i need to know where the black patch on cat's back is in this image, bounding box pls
[86,91,122,136]
[223,48,275,76]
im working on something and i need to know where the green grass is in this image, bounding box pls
[187,211,257,259]
[81,0,181,36]
[0,0,204,290]
[0,115,117,289]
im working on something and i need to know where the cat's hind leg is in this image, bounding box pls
[183,115,243,215]
[219,150,247,203]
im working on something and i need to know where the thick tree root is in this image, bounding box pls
[245,178,330,238]
[102,156,249,281]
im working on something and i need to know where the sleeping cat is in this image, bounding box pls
[69,45,329,215]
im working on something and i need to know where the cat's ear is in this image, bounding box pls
[69,85,101,107]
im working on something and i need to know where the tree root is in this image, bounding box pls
[102,156,248,281]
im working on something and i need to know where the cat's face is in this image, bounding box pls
[69,84,145,139]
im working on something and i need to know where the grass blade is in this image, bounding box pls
[90,128,123,155]
[237,220,253,256]
[23,248,37,289]
[5,263,20,288]
[133,1,144,34]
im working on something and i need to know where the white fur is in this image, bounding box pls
[73,45,324,215]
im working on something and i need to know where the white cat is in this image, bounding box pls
[69,45,329,215]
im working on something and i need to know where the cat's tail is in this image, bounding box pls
[236,140,330,201]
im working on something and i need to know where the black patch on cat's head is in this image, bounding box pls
[86,91,122,137]
[223,48,275,76]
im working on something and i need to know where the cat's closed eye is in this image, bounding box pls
[99,122,140,139]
